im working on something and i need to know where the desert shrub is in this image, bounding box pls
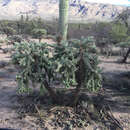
[12,37,102,105]
[117,40,130,48]
[116,37,130,50]
[22,21,38,35]
[96,38,114,56]
[0,20,17,30]
[0,20,18,35]
[116,36,130,62]
[113,9,130,62]
[31,28,47,42]
[8,35,23,44]
[110,23,128,43]
[2,27,16,37]
[68,23,93,39]
[0,18,54,36]
[16,16,46,35]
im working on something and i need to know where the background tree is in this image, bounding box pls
[110,23,128,43]
[115,8,130,62]
[117,36,130,62]
[116,8,130,28]
[88,22,113,56]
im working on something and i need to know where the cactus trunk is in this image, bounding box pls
[59,0,69,41]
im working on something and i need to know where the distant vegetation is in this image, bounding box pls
[0,8,129,60]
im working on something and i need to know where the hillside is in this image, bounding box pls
[0,0,128,22]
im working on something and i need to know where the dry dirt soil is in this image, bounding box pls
[0,41,130,130]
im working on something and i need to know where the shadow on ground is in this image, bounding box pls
[102,71,130,114]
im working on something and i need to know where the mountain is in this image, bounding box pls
[0,0,128,22]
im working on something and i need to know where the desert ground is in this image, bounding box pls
[0,39,130,130]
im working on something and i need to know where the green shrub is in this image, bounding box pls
[2,27,16,37]
[8,35,23,44]
[117,41,130,48]
[110,23,128,43]
[116,36,130,62]
[31,28,47,42]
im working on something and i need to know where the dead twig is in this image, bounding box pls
[106,104,123,130]
[34,104,47,121]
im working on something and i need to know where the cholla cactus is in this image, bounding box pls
[54,36,102,105]
[12,36,102,105]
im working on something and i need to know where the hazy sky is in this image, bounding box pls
[86,0,130,6]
